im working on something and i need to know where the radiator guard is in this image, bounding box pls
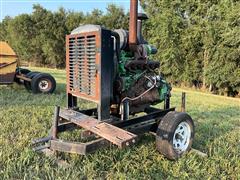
[66,25,114,120]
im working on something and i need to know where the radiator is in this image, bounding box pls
[66,24,114,121]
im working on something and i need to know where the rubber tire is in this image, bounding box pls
[31,73,56,94]
[16,68,31,75]
[24,72,40,91]
[156,111,194,160]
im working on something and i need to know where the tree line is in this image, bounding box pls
[0,1,239,96]
[142,0,240,96]
[0,4,128,67]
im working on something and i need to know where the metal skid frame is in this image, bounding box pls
[32,94,180,155]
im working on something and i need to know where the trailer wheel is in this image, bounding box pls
[156,111,194,160]
[31,73,56,94]
[23,72,40,91]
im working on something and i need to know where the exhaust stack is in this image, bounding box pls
[129,0,138,49]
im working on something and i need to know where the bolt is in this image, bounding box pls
[132,139,136,143]
[147,81,153,88]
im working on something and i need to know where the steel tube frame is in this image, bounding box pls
[32,106,175,155]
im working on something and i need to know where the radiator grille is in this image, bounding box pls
[68,35,97,96]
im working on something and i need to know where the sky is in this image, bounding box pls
[0,0,131,22]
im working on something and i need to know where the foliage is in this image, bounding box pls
[142,0,240,95]
[0,1,239,95]
[0,67,239,179]
[0,4,128,67]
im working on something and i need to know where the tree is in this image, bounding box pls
[4,14,35,62]
[142,0,186,83]
[84,9,103,25]
[66,11,85,33]
[102,4,128,29]
[0,16,12,41]
[142,0,240,95]
[40,7,68,67]
[1,1,239,96]
[204,0,240,95]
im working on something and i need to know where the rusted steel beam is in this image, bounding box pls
[181,92,186,112]
[57,122,78,132]
[50,138,109,155]
[32,144,50,152]
[114,107,175,128]
[59,108,137,148]
[15,74,31,82]
[33,107,176,155]
[52,106,60,139]
[32,136,52,145]
[129,0,138,48]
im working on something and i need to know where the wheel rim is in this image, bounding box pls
[173,121,191,153]
[38,79,51,92]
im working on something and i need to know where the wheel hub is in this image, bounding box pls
[173,121,191,153]
[39,80,49,91]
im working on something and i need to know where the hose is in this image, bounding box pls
[121,75,157,103]
[111,31,121,62]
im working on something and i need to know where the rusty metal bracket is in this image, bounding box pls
[50,138,109,155]
[15,74,31,82]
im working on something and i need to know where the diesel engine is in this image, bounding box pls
[66,6,171,119]
[112,13,171,114]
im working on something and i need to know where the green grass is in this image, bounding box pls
[0,67,239,179]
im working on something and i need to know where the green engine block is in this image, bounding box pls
[118,50,171,103]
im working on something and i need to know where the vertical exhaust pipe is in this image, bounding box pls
[129,0,138,50]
